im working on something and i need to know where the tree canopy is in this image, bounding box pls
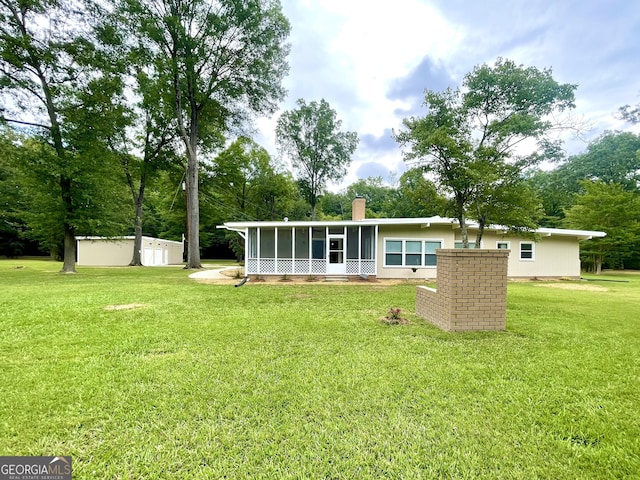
[564,181,640,272]
[0,0,129,271]
[276,98,358,220]
[394,58,576,247]
[115,0,291,268]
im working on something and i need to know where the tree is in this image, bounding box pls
[563,131,640,190]
[470,164,543,245]
[619,102,640,124]
[276,98,358,220]
[394,58,576,247]
[117,0,291,269]
[527,168,577,227]
[201,136,303,259]
[387,168,445,218]
[209,137,273,219]
[564,181,640,273]
[0,127,33,256]
[529,131,640,228]
[109,68,179,266]
[344,177,393,218]
[0,0,128,271]
[316,177,395,220]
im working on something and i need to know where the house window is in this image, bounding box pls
[424,241,440,266]
[385,240,403,266]
[520,242,534,260]
[497,241,510,250]
[405,241,422,266]
[384,239,442,267]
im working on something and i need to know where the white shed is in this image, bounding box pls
[76,236,184,266]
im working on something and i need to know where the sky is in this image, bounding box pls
[253,0,640,190]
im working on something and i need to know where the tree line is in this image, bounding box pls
[1,0,638,272]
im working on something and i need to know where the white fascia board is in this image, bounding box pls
[216,217,606,240]
[535,227,607,239]
[217,216,456,230]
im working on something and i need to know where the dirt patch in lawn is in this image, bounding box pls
[535,283,608,292]
[104,303,149,311]
[220,268,244,278]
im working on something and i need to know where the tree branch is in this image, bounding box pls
[1,116,51,130]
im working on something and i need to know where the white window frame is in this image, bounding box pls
[423,240,442,267]
[496,241,510,250]
[454,240,482,249]
[519,241,535,261]
[383,238,443,268]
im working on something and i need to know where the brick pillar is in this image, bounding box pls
[416,249,509,332]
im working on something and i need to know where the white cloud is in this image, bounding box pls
[252,0,640,189]
[318,0,463,134]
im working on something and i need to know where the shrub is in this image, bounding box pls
[382,307,409,325]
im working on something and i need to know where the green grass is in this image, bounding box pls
[1,260,639,479]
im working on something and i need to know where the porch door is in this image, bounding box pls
[327,236,346,274]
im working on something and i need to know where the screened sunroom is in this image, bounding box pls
[244,224,377,276]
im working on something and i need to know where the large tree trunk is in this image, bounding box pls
[129,185,145,266]
[454,195,469,248]
[172,50,201,269]
[185,140,201,269]
[475,216,486,248]
[459,218,469,248]
[60,176,76,273]
[62,222,76,273]
[595,255,603,274]
[39,66,76,273]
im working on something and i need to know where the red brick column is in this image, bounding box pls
[416,249,509,332]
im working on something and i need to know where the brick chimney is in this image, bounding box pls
[352,196,366,221]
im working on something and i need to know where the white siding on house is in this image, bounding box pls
[377,225,455,279]
[375,227,584,279]
[219,216,604,280]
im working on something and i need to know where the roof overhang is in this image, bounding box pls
[216,218,606,240]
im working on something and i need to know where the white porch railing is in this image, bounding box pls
[247,258,373,276]
[347,259,375,275]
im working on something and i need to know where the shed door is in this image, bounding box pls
[143,247,153,266]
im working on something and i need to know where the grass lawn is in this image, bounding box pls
[1,260,639,479]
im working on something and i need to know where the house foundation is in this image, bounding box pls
[416,249,509,332]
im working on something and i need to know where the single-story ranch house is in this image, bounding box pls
[76,236,184,266]
[217,198,606,280]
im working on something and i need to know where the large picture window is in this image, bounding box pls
[384,239,442,267]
